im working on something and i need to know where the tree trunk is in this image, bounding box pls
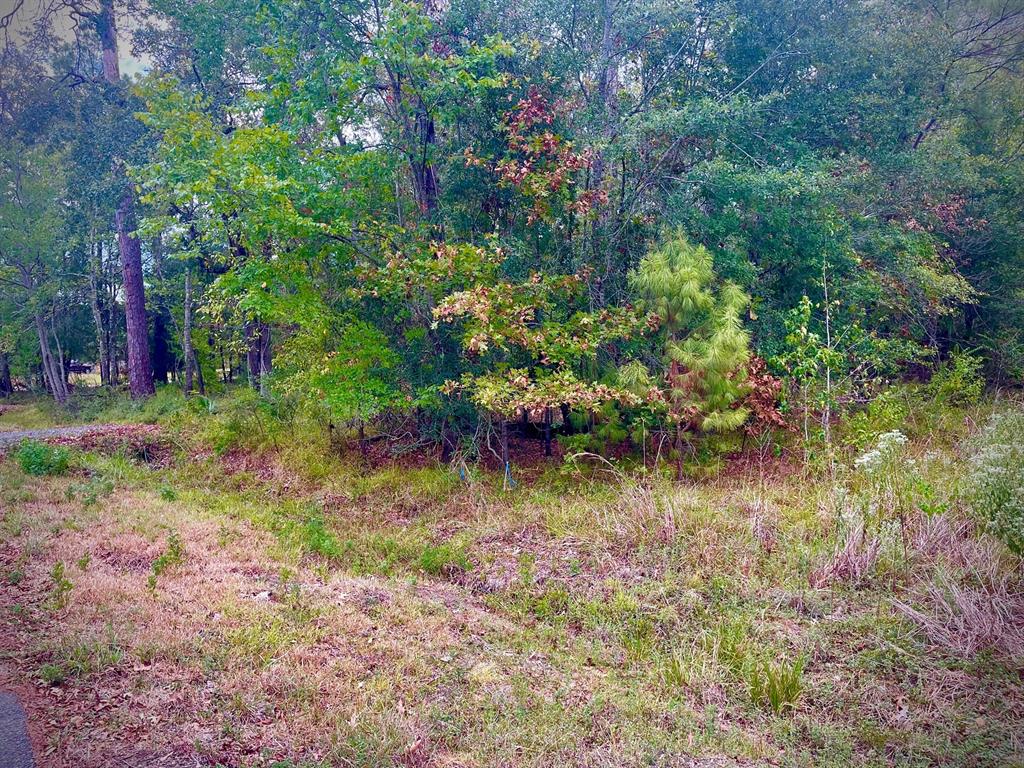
[544,407,553,457]
[259,322,272,397]
[89,241,111,386]
[96,0,154,400]
[245,321,260,389]
[183,269,195,395]
[500,417,509,470]
[35,312,67,404]
[409,1,443,220]
[675,425,685,482]
[588,0,619,306]
[0,352,11,397]
[412,105,440,215]
[245,319,271,394]
[109,336,119,386]
[116,189,155,398]
[95,0,120,83]
[152,307,172,385]
[50,305,69,394]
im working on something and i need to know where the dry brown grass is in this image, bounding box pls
[2,436,1023,768]
[892,573,1024,659]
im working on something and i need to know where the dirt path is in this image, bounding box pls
[0,425,168,453]
[0,426,124,447]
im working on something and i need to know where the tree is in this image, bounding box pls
[92,0,155,398]
[629,234,752,476]
[0,145,73,403]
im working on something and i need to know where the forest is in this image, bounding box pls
[0,0,1023,766]
[0,0,1021,451]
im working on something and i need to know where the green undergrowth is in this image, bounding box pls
[3,389,1023,766]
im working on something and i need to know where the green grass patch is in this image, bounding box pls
[14,440,70,476]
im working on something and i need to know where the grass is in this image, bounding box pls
[0,391,1021,767]
[0,395,65,430]
[37,629,125,685]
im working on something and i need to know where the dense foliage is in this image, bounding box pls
[1,0,1022,470]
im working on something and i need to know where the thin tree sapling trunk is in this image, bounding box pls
[35,312,67,404]
[89,240,111,386]
[183,269,194,395]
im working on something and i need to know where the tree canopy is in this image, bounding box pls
[1,0,1022,466]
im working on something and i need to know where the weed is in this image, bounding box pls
[622,614,657,662]
[298,514,343,561]
[531,584,570,622]
[225,608,322,668]
[158,484,178,501]
[893,571,1024,659]
[1,507,26,537]
[747,654,806,715]
[48,561,72,610]
[15,440,70,476]
[38,662,66,685]
[148,530,185,592]
[709,615,750,675]
[663,642,716,692]
[81,451,148,485]
[76,552,90,571]
[38,629,124,684]
[66,475,115,507]
[663,650,688,689]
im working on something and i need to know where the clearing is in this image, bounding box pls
[0,395,1021,767]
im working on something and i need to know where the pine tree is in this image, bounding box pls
[630,234,751,476]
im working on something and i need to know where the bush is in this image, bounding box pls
[15,440,70,476]
[966,410,1024,554]
[844,388,910,449]
[928,351,984,407]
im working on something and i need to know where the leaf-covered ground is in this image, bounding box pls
[0,399,1022,768]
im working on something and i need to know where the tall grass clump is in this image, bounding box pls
[966,409,1024,555]
[747,655,806,715]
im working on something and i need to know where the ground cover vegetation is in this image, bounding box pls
[1,379,1022,766]
[0,0,1023,764]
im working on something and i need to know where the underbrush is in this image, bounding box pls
[966,410,1024,554]
[2,387,1023,766]
[64,384,190,424]
[14,439,70,476]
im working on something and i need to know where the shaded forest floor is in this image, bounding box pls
[0,391,1022,767]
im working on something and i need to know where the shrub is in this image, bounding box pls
[15,439,70,476]
[152,530,185,576]
[928,351,984,407]
[966,410,1024,554]
[844,388,910,449]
